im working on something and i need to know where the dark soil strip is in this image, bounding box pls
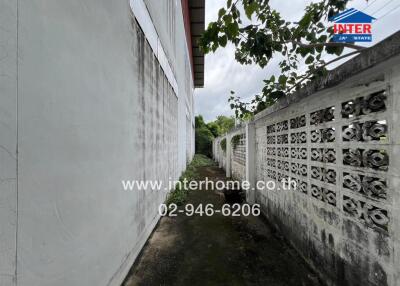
[123,165,321,286]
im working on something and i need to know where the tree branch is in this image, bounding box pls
[320,49,363,67]
[287,49,364,93]
[289,41,366,51]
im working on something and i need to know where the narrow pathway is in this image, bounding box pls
[123,163,321,286]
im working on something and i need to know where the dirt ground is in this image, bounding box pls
[122,165,321,286]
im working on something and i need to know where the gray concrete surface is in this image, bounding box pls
[0,0,196,285]
[214,35,400,286]
[123,163,322,286]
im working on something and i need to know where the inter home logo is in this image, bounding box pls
[329,8,376,42]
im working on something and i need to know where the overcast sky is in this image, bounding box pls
[194,0,400,122]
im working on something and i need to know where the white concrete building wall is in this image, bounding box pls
[0,0,195,285]
[0,1,17,285]
[143,0,195,170]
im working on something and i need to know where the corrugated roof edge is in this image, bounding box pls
[189,0,205,88]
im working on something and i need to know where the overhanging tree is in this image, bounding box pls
[195,115,214,157]
[199,0,367,118]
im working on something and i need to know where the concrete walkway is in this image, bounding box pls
[123,164,321,286]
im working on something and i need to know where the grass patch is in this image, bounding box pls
[166,154,215,206]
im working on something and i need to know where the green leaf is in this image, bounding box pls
[218,35,228,47]
[231,5,240,19]
[223,14,232,24]
[270,75,275,83]
[227,0,232,8]
[334,45,344,56]
[298,47,309,57]
[245,2,258,19]
[278,75,287,86]
[315,45,323,53]
[270,90,285,100]
[299,13,311,28]
[305,55,314,64]
[318,35,327,42]
[226,22,239,38]
[325,44,344,56]
[218,8,226,19]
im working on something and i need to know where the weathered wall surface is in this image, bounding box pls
[0,0,17,285]
[214,39,400,286]
[231,133,246,181]
[144,0,195,171]
[213,128,246,180]
[0,0,195,285]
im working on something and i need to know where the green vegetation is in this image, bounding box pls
[195,115,235,157]
[166,154,215,206]
[199,0,365,118]
[195,115,214,157]
[231,134,241,150]
[209,115,235,135]
[220,138,227,152]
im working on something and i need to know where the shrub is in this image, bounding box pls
[220,138,227,152]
